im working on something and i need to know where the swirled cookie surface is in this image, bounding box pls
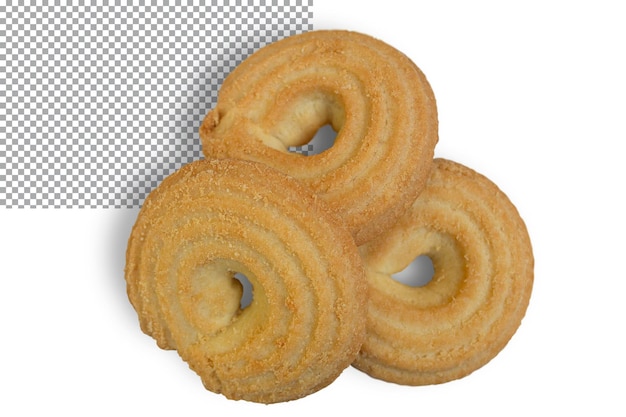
[125,159,367,403]
[200,30,439,245]
[354,158,534,385]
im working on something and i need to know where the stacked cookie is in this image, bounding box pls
[125,30,533,403]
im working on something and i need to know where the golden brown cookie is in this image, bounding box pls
[125,158,368,403]
[353,158,533,385]
[199,30,439,245]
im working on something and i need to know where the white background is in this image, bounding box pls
[2,1,625,415]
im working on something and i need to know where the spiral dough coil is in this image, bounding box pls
[200,30,439,245]
[354,158,534,385]
[125,159,368,403]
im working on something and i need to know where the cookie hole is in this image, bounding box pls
[233,272,253,309]
[288,124,337,156]
[391,255,435,287]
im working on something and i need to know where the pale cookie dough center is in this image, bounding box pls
[288,124,337,156]
[267,91,345,155]
[370,230,467,309]
[183,261,256,335]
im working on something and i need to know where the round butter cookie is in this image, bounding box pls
[354,158,534,385]
[125,158,367,403]
[200,30,438,245]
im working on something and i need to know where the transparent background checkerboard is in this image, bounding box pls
[0,1,313,208]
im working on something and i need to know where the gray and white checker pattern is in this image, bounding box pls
[0,1,313,208]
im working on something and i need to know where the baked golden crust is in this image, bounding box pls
[353,158,534,385]
[125,158,367,403]
[199,30,439,245]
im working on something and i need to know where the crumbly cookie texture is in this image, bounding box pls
[124,29,533,402]
[125,158,367,403]
[354,158,534,385]
[200,30,439,245]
